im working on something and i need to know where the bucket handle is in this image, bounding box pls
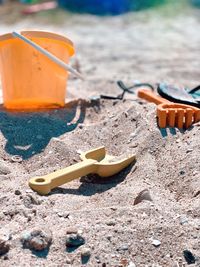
[12,31,84,80]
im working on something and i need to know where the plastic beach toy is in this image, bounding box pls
[0,31,75,109]
[191,0,200,7]
[29,146,136,195]
[138,89,200,129]
[157,83,200,108]
[58,0,130,15]
[12,32,83,81]
[58,0,166,15]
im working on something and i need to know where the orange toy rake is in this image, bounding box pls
[138,89,200,129]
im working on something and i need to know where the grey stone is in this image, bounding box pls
[0,161,11,175]
[66,256,72,264]
[0,239,10,256]
[134,189,153,205]
[21,229,52,251]
[95,256,101,263]
[180,216,188,225]
[66,234,85,247]
[23,194,42,208]
[117,244,129,251]
[80,247,91,258]
[106,220,116,226]
[14,190,21,195]
[89,95,100,101]
[57,212,69,218]
[152,239,161,247]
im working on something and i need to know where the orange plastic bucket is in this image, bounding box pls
[0,31,75,109]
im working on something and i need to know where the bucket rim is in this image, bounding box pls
[0,30,75,56]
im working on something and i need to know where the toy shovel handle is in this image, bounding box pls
[29,159,97,195]
[138,89,170,105]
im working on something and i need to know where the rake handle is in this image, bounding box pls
[138,89,170,105]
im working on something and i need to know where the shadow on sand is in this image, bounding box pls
[159,125,194,137]
[0,99,100,159]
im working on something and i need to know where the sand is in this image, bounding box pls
[0,2,200,266]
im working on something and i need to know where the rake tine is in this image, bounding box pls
[185,108,193,129]
[157,108,167,128]
[194,110,200,123]
[168,109,176,128]
[176,109,185,129]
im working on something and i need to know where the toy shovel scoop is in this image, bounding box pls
[29,146,136,195]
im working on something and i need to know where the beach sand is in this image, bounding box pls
[0,2,200,266]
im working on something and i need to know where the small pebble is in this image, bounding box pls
[14,190,21,196]
[23,194,41,208]
[66,234,85,247]
[180,216,188,225]
[152,239,161,247]
[11,155,23,163]
[117,244,129,251]
[3,209,19,218]
[106,220,116,226]
[57,212,69,218]
[3,255,9,260]
[183,250,196,264]
[0,161,11,175]
[25,189,33,193]
[80,247,91,258]
[89,95,100,101]
[21,229,52,251]
[192,170,198,176]
[95,256,101,263]
[179,170,185,175]
[66,256,72,264]
[0,233,12,241]
[106,234,112,241]
[134,189,153,205]
[120,258,128,266]
[0,239,10,256]
[193,190,200,197]
[66,227,78,234]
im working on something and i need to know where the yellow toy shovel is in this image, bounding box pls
[29,146,136,195]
